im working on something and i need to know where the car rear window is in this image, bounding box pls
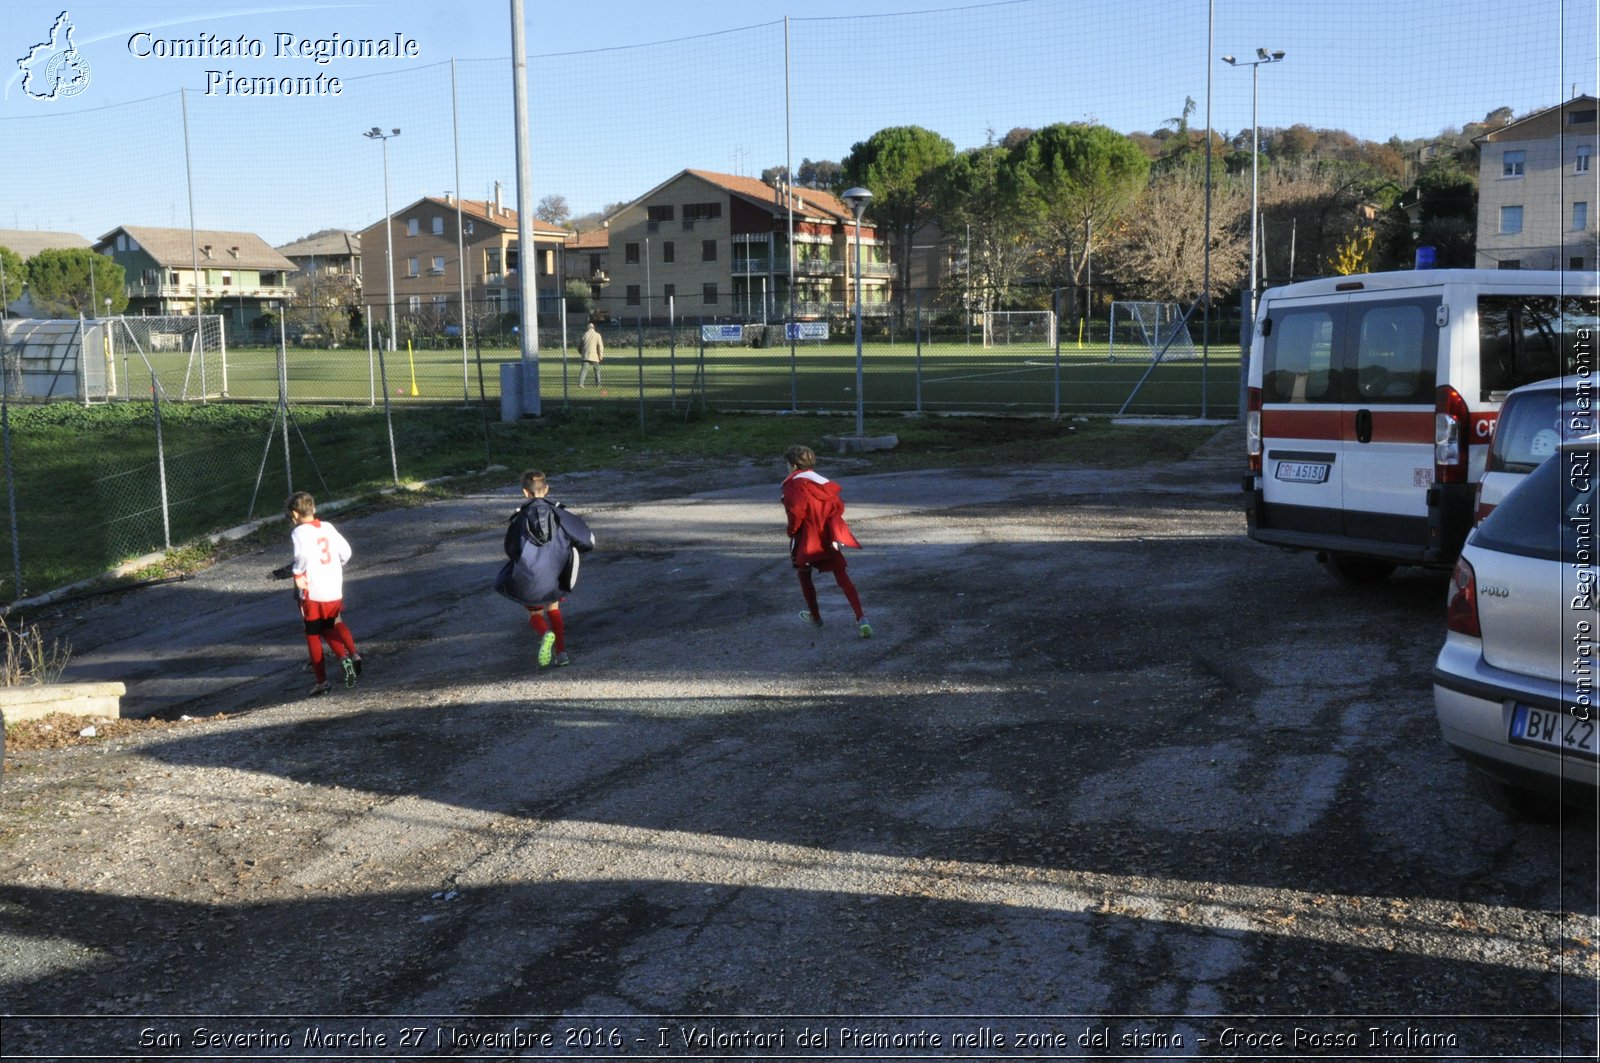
[1472,448,1598,561]
[1489,388,1595,473]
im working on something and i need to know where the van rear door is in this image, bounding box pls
[1338,296,1441,551]
[1257,301,1345,536]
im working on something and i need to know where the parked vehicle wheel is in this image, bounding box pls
[1323,553,1397,584]
[1470,769,1559,823]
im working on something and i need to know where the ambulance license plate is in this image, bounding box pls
[1275,461,1330,484]
[1509,704,1599,760]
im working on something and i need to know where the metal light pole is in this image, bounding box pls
[363,127,401,351]
[1222,49,1284,317]
[842,187,872,437]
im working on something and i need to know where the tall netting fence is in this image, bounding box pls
[0,0,1592,600]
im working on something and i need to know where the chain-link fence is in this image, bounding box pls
[5,0,1581,602]
[0,293,1241,605]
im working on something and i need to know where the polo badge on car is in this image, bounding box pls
[1480,584,1511,598]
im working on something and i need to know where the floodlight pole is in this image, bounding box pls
[1222,49,1284,321]
[363,126,401,352]
[843,187,872,437]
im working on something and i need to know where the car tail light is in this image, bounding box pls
[1435,385,1470,484]
[1445,556,1480,637]
[1247,387,1262,474]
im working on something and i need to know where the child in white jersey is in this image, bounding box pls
[283,491,363,695]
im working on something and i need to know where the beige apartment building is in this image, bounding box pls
[356,190,571,332]
[603,169,890,323]
[1474,95,1600,270]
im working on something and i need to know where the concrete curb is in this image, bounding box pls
[0,681,125,723]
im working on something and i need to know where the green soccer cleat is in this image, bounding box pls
[340,656,358,687]
[537,630,557,667]
[858,619,874,639]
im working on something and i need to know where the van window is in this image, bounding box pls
[1479,295,1600,397]
[1263,310,1336,403]
[1352,303,1433,403]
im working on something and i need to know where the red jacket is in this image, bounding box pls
[782,469,860,564]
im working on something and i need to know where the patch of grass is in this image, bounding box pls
[1,617,71,685]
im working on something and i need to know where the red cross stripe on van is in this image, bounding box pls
[1261,408,1436,444]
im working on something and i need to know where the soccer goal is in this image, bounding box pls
[982,309,1057,348]
[1108,301,1199,362]
[105,315,228,401]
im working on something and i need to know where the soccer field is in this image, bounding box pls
[129,338,1244,418]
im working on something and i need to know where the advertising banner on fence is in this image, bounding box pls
[700,325,745,343]
[785,322,829,341]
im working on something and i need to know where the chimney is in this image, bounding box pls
[445,191,454,206]
[494,180,502,216]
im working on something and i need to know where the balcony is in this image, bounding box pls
[125,282,296,301]
[795,258,841,276]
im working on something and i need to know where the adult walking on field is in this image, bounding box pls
[578,321,604,388]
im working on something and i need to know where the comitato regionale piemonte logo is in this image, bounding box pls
[17,10,91,101]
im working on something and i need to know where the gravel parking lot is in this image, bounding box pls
[1,427,1596,1060]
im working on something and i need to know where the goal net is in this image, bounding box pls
[105,315,228,401]
[982,310,1057,348]
[1108,301,1199,361]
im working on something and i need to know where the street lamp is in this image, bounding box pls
[842,186,872,437]
[363,126,402,351]
[1222,49,1284,319]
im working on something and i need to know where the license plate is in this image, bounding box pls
[1275,461,1330,484]
[1509,704,1600,760]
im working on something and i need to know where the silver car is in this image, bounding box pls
[1433,439,1600,817]
[1475,373,1593,525]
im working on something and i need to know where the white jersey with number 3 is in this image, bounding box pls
[291,519,352,602]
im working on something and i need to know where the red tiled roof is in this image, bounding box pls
[683,169,852,222]
[564,228,610,250]
[417,196,571,238]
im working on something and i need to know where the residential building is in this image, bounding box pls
[276,230,362,288]
[355,189,570,332]
[0,229,92,316]
[93,226,297,334]
[603,169,890,323]
[564,227,610,305]
[1474,94,1600,270]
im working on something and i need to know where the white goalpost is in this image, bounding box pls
[105,315,228,400]
[982,309,1057,348]
[1108,301,1199,361]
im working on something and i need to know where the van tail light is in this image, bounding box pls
[1247,387,1262,474]
[1445,557,1480,637]
[1435,385,1470,484]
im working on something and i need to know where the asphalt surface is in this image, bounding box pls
[0,432,1596,1061]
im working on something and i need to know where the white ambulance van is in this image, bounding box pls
[1243,269,1598,582]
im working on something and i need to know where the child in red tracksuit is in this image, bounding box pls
[781,444,873,638]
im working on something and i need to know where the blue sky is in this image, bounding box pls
[1,0,1596,245]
